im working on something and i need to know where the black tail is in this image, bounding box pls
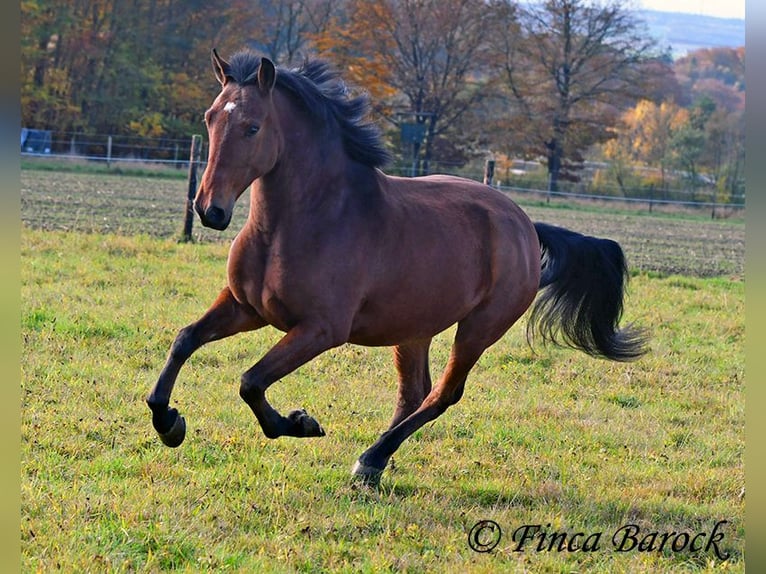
[527,223,648,361]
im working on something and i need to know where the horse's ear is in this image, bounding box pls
[258,57,276,94]
[211,48,231,86]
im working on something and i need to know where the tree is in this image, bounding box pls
[21,0,228,138]
[21,0,94,131]
[600,99,689,197]
[669,124,706,195]
[671,47,745,201]
[674,47,745,111]
[631,100,687,190]
[214,0,341,66]
[493,0,661,191]
[314,0,497,174]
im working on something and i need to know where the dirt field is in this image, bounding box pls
[21,169,744,278]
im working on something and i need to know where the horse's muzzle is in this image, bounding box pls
[195,201,230,230]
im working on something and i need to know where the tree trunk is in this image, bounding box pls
[421,115,438,176]
[546,137,562,193]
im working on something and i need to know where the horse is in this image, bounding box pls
[146,49,647,486]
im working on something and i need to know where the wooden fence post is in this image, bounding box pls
[483,159,495,186]
[181,135,202,242]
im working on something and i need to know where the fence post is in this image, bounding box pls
[181,135,202,242]
[483,159,495,186]
[106,135,112,168]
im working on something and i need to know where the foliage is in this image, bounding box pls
[602,100,689,196]
[673,46,746,106]
[598,47,745,202]
[21,0,745,199]
[20,0,227,139]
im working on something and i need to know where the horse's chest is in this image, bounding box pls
[227,241,301,330]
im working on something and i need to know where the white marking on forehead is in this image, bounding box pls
[223,101,237,113]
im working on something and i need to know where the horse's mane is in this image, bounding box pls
[225,50,390,169]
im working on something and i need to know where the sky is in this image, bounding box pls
[639,0,745,20]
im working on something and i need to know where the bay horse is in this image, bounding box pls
[146,49,647,486]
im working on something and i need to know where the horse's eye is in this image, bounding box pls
[247,125,260,136]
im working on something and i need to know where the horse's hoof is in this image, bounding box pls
[351,459,384,488]
[159,410,186,448]
[287,408,325,437]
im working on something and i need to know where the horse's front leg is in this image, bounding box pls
[239,322,344,439]
[146,287,266,447]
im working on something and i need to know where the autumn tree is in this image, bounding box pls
[674,48,745,200]
[629,100,687,190]
[21,0,98,131]
[21,0,227,138]
[314,0,497,174]
[702,106,745,200]
[674,46,745,112]
[600,99,688,197]
[492,0,661,192]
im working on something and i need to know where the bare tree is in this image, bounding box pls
[493,0,659,191]
[316,0,497,174]
[215,0,341,66]
[257,0,340,64]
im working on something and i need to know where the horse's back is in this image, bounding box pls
[383,173,533,229]
[379,173,539,262]
[392,172,540,284]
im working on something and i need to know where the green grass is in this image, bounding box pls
[21,227,744,572]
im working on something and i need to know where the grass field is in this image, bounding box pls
[21,168,745,572]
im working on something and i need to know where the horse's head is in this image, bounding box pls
[195,50,282,230]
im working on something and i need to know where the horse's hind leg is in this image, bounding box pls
[389,339,432,428]
[352,288,535,487]
[146,287,266,447]
[352,326,490,486]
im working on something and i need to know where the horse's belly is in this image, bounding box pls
[347,275,482,346]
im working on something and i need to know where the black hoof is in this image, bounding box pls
[351,460,385,488]
[287,408,326,437]
[158,409,186,448]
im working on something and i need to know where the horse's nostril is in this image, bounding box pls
[207,206,225,222]
[200,205,228,230]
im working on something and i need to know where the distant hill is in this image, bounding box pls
[640,10,745,59]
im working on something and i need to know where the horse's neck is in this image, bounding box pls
[246,152,356,231]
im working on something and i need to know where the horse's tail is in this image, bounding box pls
[527,222,648,362]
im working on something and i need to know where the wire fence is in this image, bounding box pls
[21,130,202,168]
[21,130,745,219]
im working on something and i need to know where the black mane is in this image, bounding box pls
[225,51,390,168]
